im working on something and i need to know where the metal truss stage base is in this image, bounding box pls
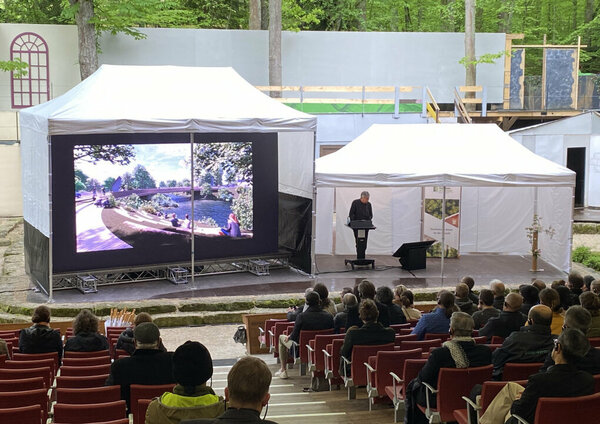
[52,253,291,293]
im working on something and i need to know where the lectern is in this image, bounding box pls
[345,220,376,270]
[392,240,435,270]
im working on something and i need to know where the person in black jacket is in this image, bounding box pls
[375,286,406,324]
[19,305,63,364]
[348,191,373,247]
[541,306,600,374]
[567,271,584,306]
[333,293,357,333]
[339,299,395,376]
[105,322,175,411]
[180,357,277,424]
[405,312,492,424]
[460,276,479,305]
[492,304,555,379]
[505,329,594,423]
[490,279,506,310]
[455,283,478,315]
[64,309,109,352]
[472,289,500,329]
[274,291,333,379]
[479,292,527,342]
[346,280,390,328]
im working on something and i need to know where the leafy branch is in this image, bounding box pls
[0,58,29,78]
[459,50,509,68]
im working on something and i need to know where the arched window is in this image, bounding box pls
[10,32,50,109]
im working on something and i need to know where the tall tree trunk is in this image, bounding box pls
[498,0,513,33]
[70,0,97,80]
[465,0,476,109]
[573,0,578,31]
[585,0,596,22]
[249,0,261,30]
[359,0,367,30]
[476,1,484,32]
[268,0,282,97]
[442,0,455,32]
[261,0,269,30]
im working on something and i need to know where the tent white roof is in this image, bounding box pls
[315,124,575,187]
[19,64,317,135]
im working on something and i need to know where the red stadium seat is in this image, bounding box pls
[56,374,110,389]
[399,328,414,335]
[502,362,543,381]
[12,352,59,373]
[394,334,418,345]
[0,404,42,424]
[390,323,412,333]
[0,330,20,339]
[0,377,45,392]
[419,365,493,423]
[59,363,111,376]
[491,336,505,344]
[0,388,48,422]
[424,333,451,342]
[365,348,422,410]
[453,380,528,424]
[473,336,488,344]
[0,354,5,365]
[385,358,427,422]
[269,321,293,359]
[130,383,176,424]
[56,385,121,404]
[4,359,56,380]
[138,399,152,424]
[397,339,442,351]
[62,356,111,367]
[63,350,110,359]
[588,337,600,348]
[54,420,129,424]
[0,367,51,389]
[485,343,502,353]
[323,338,345,389]
[512,391,600,424]
[259,318,287,351]
[291,328,333,376]
[53,400,127,424]
[306,333,345,390]
[114,349,130,360]
[341,343,394,399]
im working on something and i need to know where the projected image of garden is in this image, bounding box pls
[74,142,253,253]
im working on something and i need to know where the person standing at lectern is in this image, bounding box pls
[349,191,373,244]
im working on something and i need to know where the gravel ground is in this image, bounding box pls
[159,324,247,360]
[573,234,600,252]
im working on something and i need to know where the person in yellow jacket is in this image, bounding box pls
[146,341,225,424]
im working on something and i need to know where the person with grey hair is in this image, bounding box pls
[348,191,373,247]
[490,279,506,310]
[334,293,357,333]
[540,305,600,374]
[286,288,313,322]
[404,312,492,424]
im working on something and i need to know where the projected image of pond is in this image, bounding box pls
[167,195,232,227]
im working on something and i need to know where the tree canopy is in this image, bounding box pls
[2,0,599,72]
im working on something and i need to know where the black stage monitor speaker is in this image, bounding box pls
[393,240,436,270]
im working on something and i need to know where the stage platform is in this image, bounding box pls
[30,254,566,304]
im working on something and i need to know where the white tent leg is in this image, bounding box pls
[48,135,53,303]
[190,133,195,286]
[311,132,317,276]
[441,186,446,280]
[569,186,575,273]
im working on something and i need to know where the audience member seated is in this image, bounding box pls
[181,356,277,424]
[490,280,506,310]
[580,292,600,337]
[479,292,526,342]
[286,288,312,322]
[541,306,600,374]
[392,284,407,306]
[568,271,585,306]
[583,275,594,292]
[479,329,594,424]
[64,309,109,352]
[345,280,390,329]
[555,284,573,311]
[334,293,357,333]
[404,312,492,424]
[146,341,225,423]
[275,291,334,379]
[19,305,63,364]
[491,305,554,380]
[539,288,565,335]
[375,286,406,324]
[591,279,600,295]
[531,279,546,293]
[461,276,479,304]
[411,291,455,340]
[334,287,353,313]
[519,284,539,315]
[116,312,167,355]
[400,290,422,321]
[313,283,337,316]
[472,289,500,330]
[106,322,175,411]
[0,337,9,359]
[339,299,395,376]
[455,283,478,315]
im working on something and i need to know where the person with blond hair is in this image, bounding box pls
[400,290,422,321]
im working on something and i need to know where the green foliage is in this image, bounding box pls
[583,254,600,271]
[120,193,142,209]
[179,0,248,28]
[573,223,600,234]
[151,193,178,208]
[572,246,592,263]
[131,164,156,189]
[459,51,509,68]
[282,0,323,31]
[0,58,29,78]
[218,187,233,202]
[74,145,135,166]
[1,0,67,24]
[200,182,212,196]
[74,177,86,192]
[103,177,116,191]
[193,142,252,185]
[198,216,218,226]
[424,199,459,220]
[231,186,253,230]
[86,178,100,191]
[106,193,117,207]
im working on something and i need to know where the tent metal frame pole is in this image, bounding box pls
[569,185,575,273]
[441,186,446,280]
[190,133,195,286]
[48,135,54,302]
[310,131,317,276]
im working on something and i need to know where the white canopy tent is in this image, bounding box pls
[315,124,575,274]
[19,65,317,296]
